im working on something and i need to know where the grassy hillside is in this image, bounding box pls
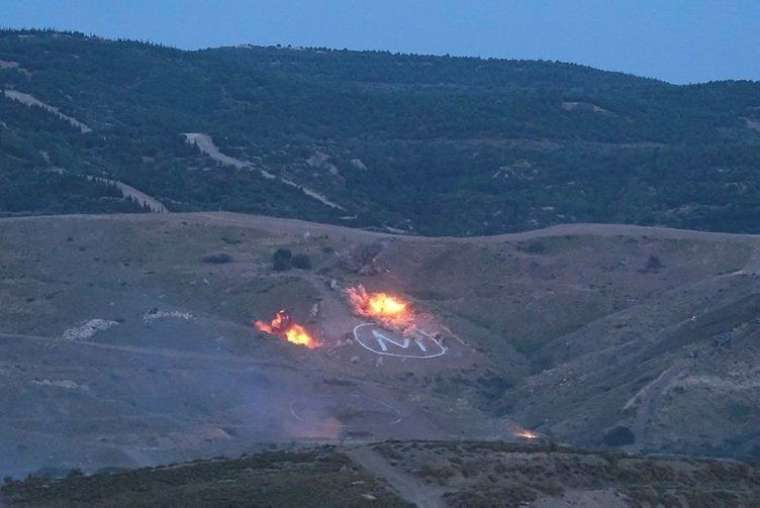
[2,29,760,234]
[2,213,760,478]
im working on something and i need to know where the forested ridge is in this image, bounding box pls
[2,29,760,234]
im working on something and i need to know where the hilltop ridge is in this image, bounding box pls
[2,29,760,235]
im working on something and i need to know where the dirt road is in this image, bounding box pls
[347,446,446,508]
[3,89,91,133]
[184,133,345,210]
[0,331,297,370]
[627,363,686,452]
[183,133,254,171]
[91,177,168,213]
[530,489,629,508]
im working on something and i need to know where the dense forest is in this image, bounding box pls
[2,29,760,234]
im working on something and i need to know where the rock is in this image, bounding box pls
[350,158,368,171]
[340,242,386,274]
[63,319,119,341]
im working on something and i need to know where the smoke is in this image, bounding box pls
[0,315,323,479]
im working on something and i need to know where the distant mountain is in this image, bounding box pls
[2,29,760,234]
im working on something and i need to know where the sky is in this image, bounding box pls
[2,0,759,84]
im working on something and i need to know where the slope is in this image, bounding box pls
[1,213,760,478]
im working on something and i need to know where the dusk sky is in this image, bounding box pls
[2,0,759,84]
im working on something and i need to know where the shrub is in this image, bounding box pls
[416,464,456,483]
[201,253,233,264]
[641,254,663,272]
[476,374,514,400]
[66,468,84,478]
[603,426,636,447]
[292,253,312,269]
[519,241,546,254]
[728,402,752,422]
[273,248,292,271]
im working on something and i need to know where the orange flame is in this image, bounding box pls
[254,310,317,349]
[507,421,539,440]
[514,429,539,440]
[345,285,412,328]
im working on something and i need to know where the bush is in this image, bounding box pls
[201,253,233,264]
[476,374,513,400]
[641,254,663,272]
[273,248,292,271]
[66,468,84,479]
[221,235,241,245]
[522,241,546,254]
[292,253,312,269]
[603,426,636,447]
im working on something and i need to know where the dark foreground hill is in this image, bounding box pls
[2,30,760,234]
[4,441,760,507]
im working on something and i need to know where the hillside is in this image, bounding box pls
[2,212,760,480]
[3,30,760,234]
[4,442,760,507]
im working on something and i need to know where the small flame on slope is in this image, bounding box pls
[254,310,317,349]
[507,421,539,440]
[514,428,539,440]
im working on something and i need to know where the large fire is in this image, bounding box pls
[345,285,412,329]
[254,310,317,349]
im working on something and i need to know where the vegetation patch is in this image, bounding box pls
[201,252,234,264]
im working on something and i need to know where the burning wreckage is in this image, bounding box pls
[251,283,541,441]
[253,284,422,349]
[345,285,411,330]
[254,310,319,349]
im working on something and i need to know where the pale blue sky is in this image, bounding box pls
[2,0,759,84]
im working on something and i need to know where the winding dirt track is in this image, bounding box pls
[89,177,168,213]
[103,180,167,213]
[347,446,446,508]
[628,363,687,452]
[2,89,91,133]
[0,332,297,372]
[183,133,345,210]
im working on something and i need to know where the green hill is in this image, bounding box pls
[2,29,760,234]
